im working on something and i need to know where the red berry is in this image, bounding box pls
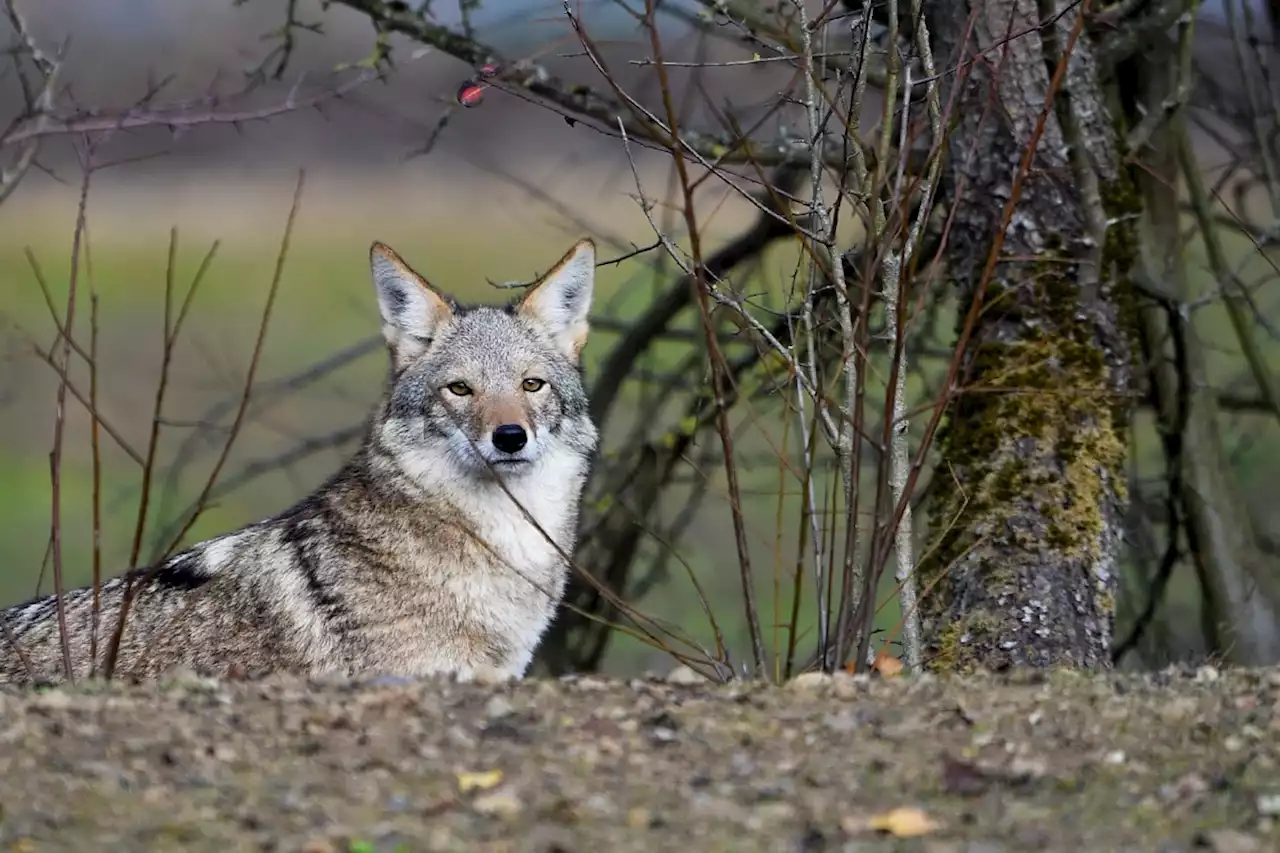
[456,82,485,108]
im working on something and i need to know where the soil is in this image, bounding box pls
[1,666,1277,853]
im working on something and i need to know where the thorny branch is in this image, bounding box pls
[3,68,384,148]
[325,0,880,169]
[0,0,60,206]
[1,0,386,210]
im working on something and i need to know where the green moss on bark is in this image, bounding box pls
[931,611,1006,674]
[923,216,1137,670]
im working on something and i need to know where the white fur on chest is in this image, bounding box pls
[400,444,585,677]
[449,453,580,615]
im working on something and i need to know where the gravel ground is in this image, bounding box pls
[1,666,1278,853]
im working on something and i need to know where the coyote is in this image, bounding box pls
[0,238,599,686]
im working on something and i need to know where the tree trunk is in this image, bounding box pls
[920,0,1138,671]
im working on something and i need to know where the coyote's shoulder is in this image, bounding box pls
[0,238,599,686]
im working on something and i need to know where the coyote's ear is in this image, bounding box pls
[370,242,453,359]
[518,238,595,360]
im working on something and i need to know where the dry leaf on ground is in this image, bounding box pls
[872,650,905,678]
[843,805,942,837]
[456,769,504,793]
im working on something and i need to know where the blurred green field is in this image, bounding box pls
[0,172,865,675]
[2,170,1278,676]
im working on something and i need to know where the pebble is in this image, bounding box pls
[299,840,336,853]
[665,665,707,686]
[1195,665,1220,683]
[823,710,861,733]
[484,695,515,719]
[1257,793,1280,817]
[787,672,833,692]
[1199,829,1263,853]
[29,690,73,712]
[471,788,523,819]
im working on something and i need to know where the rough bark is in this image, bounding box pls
[920,0,1137,671]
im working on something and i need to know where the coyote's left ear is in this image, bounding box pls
[518,238,595,360]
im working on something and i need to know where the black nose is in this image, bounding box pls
[492,424,528,454]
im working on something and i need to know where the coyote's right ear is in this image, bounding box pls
[370,242,453,360]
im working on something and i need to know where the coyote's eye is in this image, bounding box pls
[445,381,473,396]
[522,378,546,392]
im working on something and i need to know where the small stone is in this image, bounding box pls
[746,801,797,829]
[459,668,514,686]
[1009,755,1048,779]
[1195,665,1220,683]
[299,840,337,853]
[1160,772,1209,804]
[665,665,707,686]
[650,726,678,744]
[141,786,168,805]
[1256,792,1280,816]
[584,793,616,816]
[1199,829,1263,853]
[472,787,523,819]
[159,666,220,692]
[30,690,73,712]
[730,752,756,777]
[787,672,833,691]
[484,696,514,719]
[573,676,611,692]
[831,672,867,700]
[1104,750,1126,765]
[427,828,457,849]
[1159,697,1199,722]
[446,726,478,749]
[823,711,861,733]
[626,807,651,829]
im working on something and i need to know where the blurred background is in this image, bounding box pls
[2,0,802,676]
[2,0,1278,676]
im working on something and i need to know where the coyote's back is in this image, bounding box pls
[0,238,599,686]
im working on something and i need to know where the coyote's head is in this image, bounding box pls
[368,238,599,487]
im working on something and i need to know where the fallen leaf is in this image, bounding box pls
[872,649,904,678]
[456,768,504,793]
[862,806,941,837]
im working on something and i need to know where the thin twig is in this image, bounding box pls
[101,172,307,679]
[47,149,94,682]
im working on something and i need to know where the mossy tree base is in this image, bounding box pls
[920,0,1138,672]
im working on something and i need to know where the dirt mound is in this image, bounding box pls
[1,667,1277,852]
